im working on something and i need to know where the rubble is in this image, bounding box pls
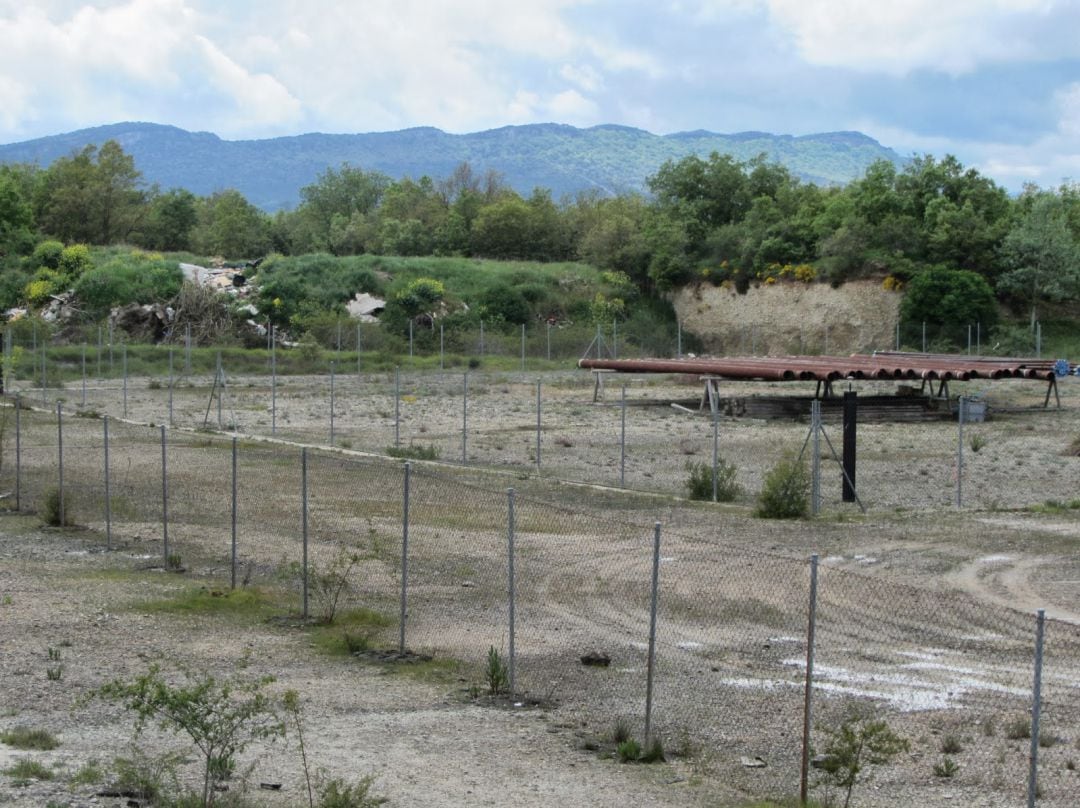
[345,292,386,322]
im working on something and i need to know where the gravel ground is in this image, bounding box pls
[2,370,1079,807]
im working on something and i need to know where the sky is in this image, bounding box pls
[1,0,1079,191]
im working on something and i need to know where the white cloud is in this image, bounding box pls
[195,35,303,129]
[560,63,603,93]
[761,0,1069,75]
[548,88,598,121]
[1055,82,1080,137]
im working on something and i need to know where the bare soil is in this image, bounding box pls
[2,368,1080,807]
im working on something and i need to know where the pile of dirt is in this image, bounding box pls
[671,279,901,356]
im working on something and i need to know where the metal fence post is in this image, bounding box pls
[462,372,468,464]
[122,344,128,418]
[811,400,821,516]
[439,323,445,371]
[956,396,965,509]
[507,487,516,695]
[40,342,46,407]
[711,388,719,502]
[546,322,551,361]
[231,436,238,590]
[535,380,542,470]
[408,319,414,358]
[644,521,661,745]
[676,321,682,359]
[1027,609,1046,808]
[160,425,168,567]
[480,320,485,357]
[613,319,618,360]
[103,416,111,550]
[357,322,363,376]
[329,361,336,446]
[14,394,21,511]
[56,402,64,527]
[521,323,526,372]
[97,325,103,378]
[800,554,819,806]
[81,343,87,408]
[620,385,627,488]
[399,461,411,653]
[216,351,223,430]
[271,327,277,436]
[168,346,174,427]
[301,447,309,620]
[394,366,401,448]
[184,322,191,373]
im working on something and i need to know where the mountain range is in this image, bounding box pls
[0,121,905,211]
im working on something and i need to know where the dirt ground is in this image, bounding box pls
[2,368,1080,807]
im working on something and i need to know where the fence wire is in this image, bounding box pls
[2,400,1079,806]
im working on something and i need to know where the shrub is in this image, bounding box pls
[40,487,73,527]
[485,646,509,695]
[940,734,963,754]
[685,458,739,502]
[814,705,908,808]
[1004,715,1031,740]
[756,456,809,519]
[933,756,960,778]
[385,444,439,461]
[0,726,59,750]
[616,739,641,762]
[900,266,998,348]
[4,758,53,782]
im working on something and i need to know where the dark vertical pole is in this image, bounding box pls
[842,391,857,502]
[1027,609,1046,808]
[507,487,516,694]
[644,521,662,745]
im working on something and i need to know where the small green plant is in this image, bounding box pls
[0,726,59,750]
[317,774,387,807]
[95,661,285,807]
[933,756,959,778]
[110,746,184,803]
[69,759,105,786]
[685,458,739,502]
[814,705,908,808]
[4,757,53,783]
[148,379,162,390]
[485,645,509,695]
[756,455,810,519]
[1039,731,1060,748]
[310,543,363,625]
[640,737,666,763]
[969,433,987,452]
[343,632,371,654]
[616,738,641,762]
[940,734,963,754]
[611,718,632,745]
[47,647,61,661]
[40,487,73,527]
[981,716,996,736]
[1004,715,1031,740]
[166,553,183,571]
[385,443,440,461]
[46,665,63,681]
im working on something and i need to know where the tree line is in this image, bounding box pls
[1,140,1079,340]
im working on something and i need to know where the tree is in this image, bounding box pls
[0,166,35,258]
[139,188,197,251]
[97,662,284,808]
[293,164,390,254]
[998,189,1080,328]
[34,140,147,244]
[900,265,998,345]
[191,189,272,258]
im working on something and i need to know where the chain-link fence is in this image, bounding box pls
[3,399,1079,806]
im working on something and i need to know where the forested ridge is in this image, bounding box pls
[1,138,1079,353]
